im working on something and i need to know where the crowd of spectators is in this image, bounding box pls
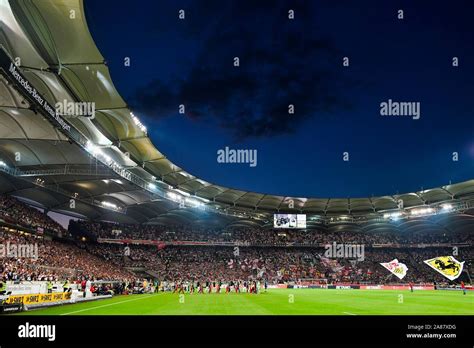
[0,230,133,282]
[71,220,472,246]
[0,194,65,235]
[0,194,472,286]
[85,243,473,285]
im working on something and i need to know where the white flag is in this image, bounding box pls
[380,259,408,279]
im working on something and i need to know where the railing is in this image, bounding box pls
[17,165,115,177]
[97,237,472,249]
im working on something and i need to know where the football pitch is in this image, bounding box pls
[15,289,473,315]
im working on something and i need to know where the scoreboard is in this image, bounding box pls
[273,214,306,228]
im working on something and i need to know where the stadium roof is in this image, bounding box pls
[0,0,473,230]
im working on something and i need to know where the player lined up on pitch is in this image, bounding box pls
[170,280,268,294]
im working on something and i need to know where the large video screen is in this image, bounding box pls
[273,214,306,229]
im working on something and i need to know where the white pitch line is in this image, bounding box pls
[343,311,357,315]
[60,295,157,315]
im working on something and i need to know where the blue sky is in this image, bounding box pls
[85,0,474,198]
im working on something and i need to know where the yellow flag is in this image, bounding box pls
[424,256,464,281]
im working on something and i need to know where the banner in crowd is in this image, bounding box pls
[423,256,464,281]
[4,292,72,305]
[380,259,408,279]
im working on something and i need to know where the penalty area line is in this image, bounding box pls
[60,295,157,315]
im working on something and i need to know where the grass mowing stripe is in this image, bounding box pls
[60,294,158,315]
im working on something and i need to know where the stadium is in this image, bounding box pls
[0,0,473,329]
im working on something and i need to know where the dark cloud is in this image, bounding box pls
[130,0,351,141]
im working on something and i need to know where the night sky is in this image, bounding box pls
[84,0,474,198]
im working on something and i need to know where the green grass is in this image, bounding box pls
[15,289,473,315]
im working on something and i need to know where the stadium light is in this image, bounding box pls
[185,197,203,208]
[148,183,157,190]
[102,154,113,164]
[167,191,180,201]
[410,207,434,216]
[86,141,122,170]
[440,203,453,212]
[130,112,147,134]
[174,188,190,197]
[0,160,6,166]
[86,141,100,156]
[193,195,210,203]
[166,190,206,209]
[383,212,402,219]
[101,201,118,209]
